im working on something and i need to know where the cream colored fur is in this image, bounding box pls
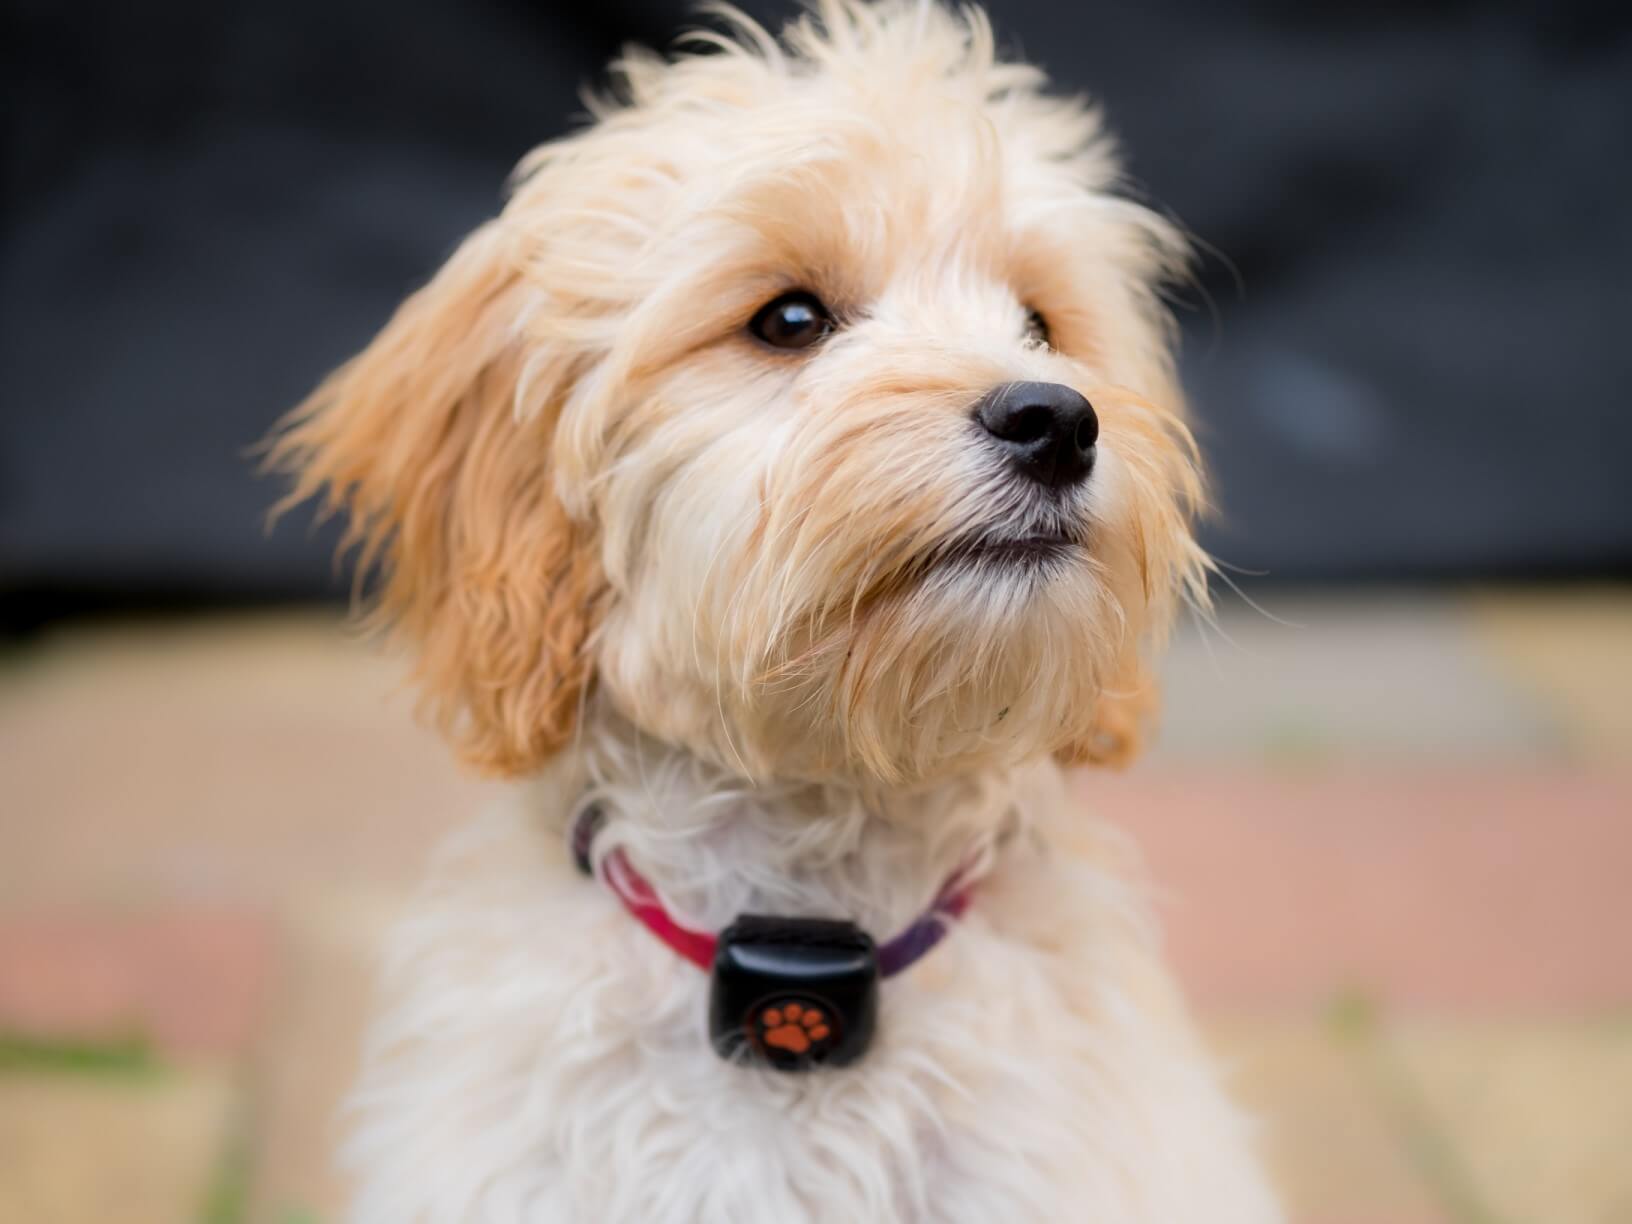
[272,2,1283,1219]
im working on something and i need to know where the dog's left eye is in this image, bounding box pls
[750,291,834,351]
[1024,308,1052,348]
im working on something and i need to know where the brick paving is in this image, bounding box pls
[0,911,272,1057]
[0,1065,239,1224]
[0,589,1627,1223]
[1087,766,1632,1012]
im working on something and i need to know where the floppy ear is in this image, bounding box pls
[1056,652,1159,770]
[267,221,607,777]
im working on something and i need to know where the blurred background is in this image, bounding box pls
[2,1,1628,1221]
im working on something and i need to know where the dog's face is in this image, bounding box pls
[273,1,1208,786]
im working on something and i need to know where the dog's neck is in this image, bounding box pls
[530,706,1054,938]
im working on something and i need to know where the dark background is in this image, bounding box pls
[4,0,1629,629]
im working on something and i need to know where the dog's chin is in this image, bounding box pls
[770,529,1117,783]
[924,527,1085,578]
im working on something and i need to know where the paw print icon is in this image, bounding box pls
[754,1001,834,1059]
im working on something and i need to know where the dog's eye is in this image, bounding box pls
[1024,308,1052,349]
[750,291,834,351]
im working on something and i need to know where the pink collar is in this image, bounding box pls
[571,804,977,978]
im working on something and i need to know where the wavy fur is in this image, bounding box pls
[271,3,1276,1220]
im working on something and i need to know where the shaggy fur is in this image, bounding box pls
[271,2,1281,1219]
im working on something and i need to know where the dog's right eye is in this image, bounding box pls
[749,291,834,351]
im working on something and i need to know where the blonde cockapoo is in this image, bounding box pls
[272,2,1282,1219]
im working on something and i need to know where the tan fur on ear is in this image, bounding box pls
[267,222,607,777]
[1056,654,1159,769]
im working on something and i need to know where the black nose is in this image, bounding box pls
[973,381,1098,490]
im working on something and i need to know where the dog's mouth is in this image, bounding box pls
[926,528,1083,573]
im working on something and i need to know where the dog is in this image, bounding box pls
[271,2,1281,1219]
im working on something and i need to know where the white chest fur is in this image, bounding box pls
[342,735,1279,1223]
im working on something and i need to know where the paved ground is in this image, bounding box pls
[1,587,1628,1223]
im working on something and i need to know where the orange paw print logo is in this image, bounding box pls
[757,1001,832,1056]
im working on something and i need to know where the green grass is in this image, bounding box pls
[1259,715,1333,766]
[0,1031,161,1076]
[200,1138,251,1224]
[1324,989,1510,1224]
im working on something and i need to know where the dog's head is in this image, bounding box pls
[271,1,1208,786]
